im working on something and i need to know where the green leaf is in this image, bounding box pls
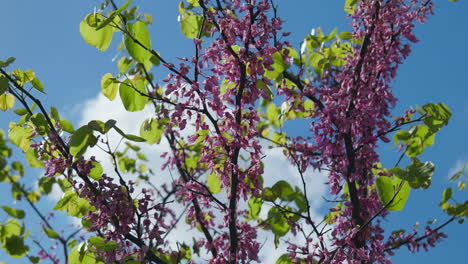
[28,256,40,263]
[294,192,308,212]
[1,206,25,219]
[54,190,93,218]
[272,180,295,201]
[70,125,94,158]
[0,57,16,67]
[276,254,293,264]
[119,78,147,112]
[117,56,134,73]
[87,120,108,134]
[419,103,451,132]
[266,103,280,127]
[0,75,8,95]
[3,218,22,237]
[449,164,465,181]
[180,11,202,39]
[13,108,27,115]
[60,119,75,133]
[339,31,353,40]
[68,244,103,264]
[207,172,222,194]
[68,239,77,249]
[265,52,287,80]
[80,14,114,51]
[31,78,44,93]
[113,125,146,142]
[96,0,131,30]
[0,93,15,111]
[187,0,200,7]
[393,130,410,146]
[89,161,103,180]
[2,235,29,258]
[247,196,262,220]
[42,227,60,239]
[262,187,276,201]
[375,176,410,211]
[38,177,55,194]
[50,107,60,121]
[325,203,343,224]
[441,187,452,204]
[391,159,434,189]
[81,218,92,229]
[267,207,290,237]
[25,148,43,168]
[26,191,40,204]
[30,113,48,135]
[88,236,119,251]
[139,118,163,144]
[344,0,359,15]
[124,21,152,69]
[104,119,117,131]
[9,124,33,152]
[101,73,118,101]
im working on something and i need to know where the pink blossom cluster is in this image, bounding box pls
[32,131,72,178]
[280,0,435,263]
[159,0,287,262]
[74,160,173,263]
[386,226,447,254]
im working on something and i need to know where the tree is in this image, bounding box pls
[0,0,466,263]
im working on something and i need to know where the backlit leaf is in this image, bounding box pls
[376,176,410,211]
[101,73,118,101]
[207,172,221,194]
[80,14,114,51]
[124,21,152,69]
[70,125,94,158]
[0,93,15,111]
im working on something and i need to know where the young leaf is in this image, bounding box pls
[79,14,114,51]
[95,0,131,30]
[267,207,290,237]
[0,57,16,67]
[0,93,15,111]
[450,165,466,181]
[31,78,44,93]
[0,75,9,95]
[25,148,43,168]
[42,227,60,239]
[276,254,293,264]
[119,78,147,112]
[264,51,287,80]
[180,12,202,39]
[272,180,295,201]
[248,196,262,220]
[88,236,119,251]
[124,21,152,69]
[113,125,146,142]
[60,119,75,133]
[69,125,94,158]
[68,244,101,264]
[1,206,25,219]
[89,161,103,180]
[207,172,222,194]
[9,124,33,152]
[101,73,118,101]
[139,118,163,144]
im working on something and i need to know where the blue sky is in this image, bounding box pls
[0,0,467,263]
